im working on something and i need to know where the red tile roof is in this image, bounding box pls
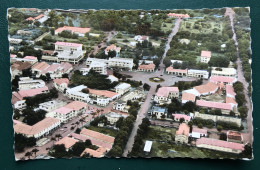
[32,62,50,71]
[167,13,190,18]
[24,56,37,60]
[18,86,49,98]
[80,147,107,158]
[55,26,91,34]
[192,128,207,135]
[196,100,233,110]
[226,97,237,105]
[88,88,118,98]
[55,136,78,149]
[64,101,87,111]
[11,61,31,71]
[138,63,155,70]
[194,82,218,95]
[176,123,190,136]
[226,84,236,97]
[196,137,244,151]
[105,44,121,52]
[201,51,211,58]
[172,114,191,121]
[227,131,243,141]
[210,76,236,84]
[166,67,188,74]
[156,86,179,97]
[181,93,196,102]
[53,78,69,85]
[80,128,115,144]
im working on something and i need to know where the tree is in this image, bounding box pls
[219,133,227,141]
[143,83,151,91]
[163,58,172,68]
[238,106,248,119]
[70,141,86,157]
[156,84,161,92]
[25,151,32,159]
[52,144,67,158]
[179,117,185,123]
[182,101,196,112]
[85,139,92,146]
[217,125,223,132]
[208,56,229,67]
[32,148,39,157]
[153,58,161,67]
[235,93,246,106]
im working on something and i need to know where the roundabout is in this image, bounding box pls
[149,77,165,83]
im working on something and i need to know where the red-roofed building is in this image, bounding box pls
[138,63,155,72]
[226,84,236,98]
[200,51,211,63]
[14,117,60,139]
[172,114,191,123]
[55,26,91,37]
[15,86,49,99]
[155,86,179,104]
[80,147,107,158]
[181,93,196,103]
[167,13,190,18]
[210,76,237,85]
[166,66,188,76]
[227,131,243,143]
[104,44,121,56]
[196,100,234,114]
[175,123,190,144]
[194,82,218,96]
[196,137,244,154]
[53,78,69,92]
[80,128,115,144]
[55,137,78,151]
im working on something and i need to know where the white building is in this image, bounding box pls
[39,100,67,112]
[66,85,90,102]
[211,67,237,77]
[154,86,179,104]
[13,100,27,110]
[115,83,131,96]
[200,51,211,63]
[187,69,209,79]
[113,100,128,112]
[134,35,149,43]
[53,78,69,93]
[107,75,119,83]
[151,106,167,119]
[189,128,207,139]
[18,77,45,90]
[105,112,127,125]
[81,61,107,75]
[108,57,134,71]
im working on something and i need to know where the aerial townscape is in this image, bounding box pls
[8,7,253,160]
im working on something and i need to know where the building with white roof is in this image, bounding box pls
[113,100,128,112]
[105,112,127,125]
[115,83,131,96]
[107,75,119,83]
[187,69,209,79]
[143,140,153,153]
[211,67,237,77]
[189,128,207,139]
[108,57,134,71]
[80,61,107,75]
[39,100,67,112]
[18,77,45,90]
[151,106,168,119]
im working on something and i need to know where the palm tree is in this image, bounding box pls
[25,151,32,159]
[32,148,39,158]
[51,137,56,145]
[55,134,62,141]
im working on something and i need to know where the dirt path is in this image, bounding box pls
[225,8,253,144]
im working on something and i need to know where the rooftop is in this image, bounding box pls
[172,114,191,121]
[226,84,236,97]
[55,41,83,47]
[80,128,115,144]
[11,61,31,71]
[181,93,196,102]
[210,76,236,84]
[88,88,118,98]
[156,86,179,97]
[192,127,207,134]
[166,67,188,73]
[80,147,107,158]
[194,82,218,95]
[176,123,190,136]
[115,83,131,89]
[53,78,69,85]
[227,131,243,141]
[138,63,155,70]
[152,106,166,113]
[212,67,237,75]
[167,13,190,18]
[55,136,78,149]
[32,62,50,71]
[200,51,211,58]
[17,86,48,98]
[64,101,87,111]
[55,26,91,34]
[196,100,233,110]
[196,137,244,151]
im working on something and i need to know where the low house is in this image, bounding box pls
[167,13,190,18]
[18,77,45,90]
[143,140,153,154]
[187,69,209,79]
[189,128,207,139]
[200,51,211,63]
[105,112,127,125]
[14,117,60,139]
[10,55,38,65]
[80,60,107,75]
[53,78,69,92]
[196,100,234,114]
[172,114,191,123]
[227,131,243,143]
[11,61,32,79]
[196,137,244,154]
[113,100,127,112]
[166,67,187,76]
[193,82,218,96]
[115,83,131,96]
[155,86,179,104]
[55,136,78,151]
[80,147,107,158]
[226,84,236,98]
[138,63,155,72]
[151,106,168,119]
[210,76,237,85]
[175,123,190,144]
[104,44,121,56]
[55,26,91,37]
[181,93,196,104]
[211,67,237,77]
[134,35,149,43]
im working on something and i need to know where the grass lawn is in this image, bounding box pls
[144,126,176,141]
[161,22,174,33]
[87,126,118,137]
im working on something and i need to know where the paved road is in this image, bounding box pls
[225,8,253,144]
[122,19,182,156]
